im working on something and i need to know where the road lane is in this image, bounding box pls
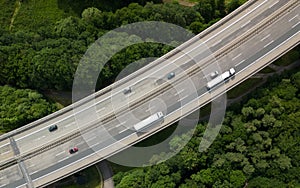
[1,1,300,187]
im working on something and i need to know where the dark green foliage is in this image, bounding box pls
[1,0,298,186]
[226,0,242,13]
[113,70,300,187]
[0,0,15,30]
[57,0,163,16]
[194,0,216,23]
[0,0,249,91]
[0,0,240,92]
[291,72,300,90]
[248,177,286,188]
[0,1,210,91]
[0,85,58,132]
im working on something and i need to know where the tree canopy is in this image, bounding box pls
[112,69,300,187]
[0,85,58,132]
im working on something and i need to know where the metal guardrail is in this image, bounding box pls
[0,0,258,142]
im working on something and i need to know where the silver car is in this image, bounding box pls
[210,71,219,79]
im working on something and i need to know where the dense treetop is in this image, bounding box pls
[0,85,58,132]
[0,0,248,131]
[0,0,245,91]
[112,70,300,187]
[0,0,299,187]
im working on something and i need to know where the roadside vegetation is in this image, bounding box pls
[112,67,300,188]
[0,85,58,133]
[0,0,246,92]
[227,78,263,99]
[0,0,299,187]
[52,165,102,188]
[0,0,247,132]
[273,47,300,66]
[258,66,275,74]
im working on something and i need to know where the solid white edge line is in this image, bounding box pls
[5,3,282,186]
[22,27,299,183]
[32,133,134,183]
[30,28,299,183]
[240,30,300,73]
[15,0,268,142]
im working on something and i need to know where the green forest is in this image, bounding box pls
[0,0,246,132]
[0,85,58,132]
[113,69,300,188]
[0,0,299,187]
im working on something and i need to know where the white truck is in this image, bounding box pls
[133,112,164,132]
[206,68,235,90]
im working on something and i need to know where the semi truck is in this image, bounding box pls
[133,112,164,132]
[206,68,235,90]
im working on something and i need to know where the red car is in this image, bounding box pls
[69,147,78,154]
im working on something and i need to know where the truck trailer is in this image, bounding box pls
[206,68,235,90]
[133,112,164,132]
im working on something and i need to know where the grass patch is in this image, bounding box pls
[12,0,75,31]
[57,165,101,188]
[258,66,275,74]
[227,78,263,99]
[273,49,300,66]
[0,0,16,29]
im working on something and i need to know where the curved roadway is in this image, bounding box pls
[0,0,300,187]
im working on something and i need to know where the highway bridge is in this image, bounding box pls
[1,0,300,187]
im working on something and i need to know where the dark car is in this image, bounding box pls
[69,147,78,154]
[167,72,175,79]
[123,87,132,95]
[48,124,58,132]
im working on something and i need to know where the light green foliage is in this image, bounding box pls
[229,170,246,187]
[12,0,74,32]
[191,169,214,185]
